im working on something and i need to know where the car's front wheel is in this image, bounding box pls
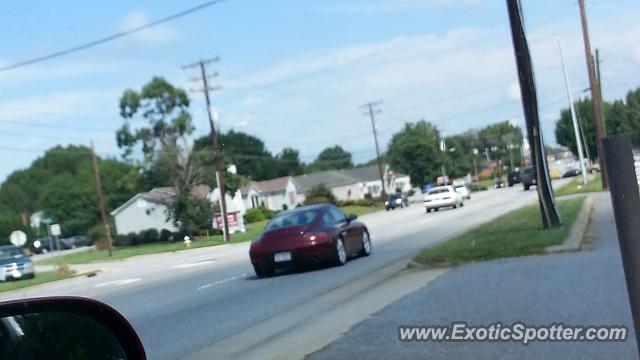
[334,238,347,266]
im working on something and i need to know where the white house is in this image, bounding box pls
[239,176,299,211]
[110,185,210,235]
[292,164,411,202]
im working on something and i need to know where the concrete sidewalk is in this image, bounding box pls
[309,192,638,359]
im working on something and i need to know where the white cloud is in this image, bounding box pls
[116,11,178,45]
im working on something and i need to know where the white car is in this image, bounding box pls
[423,185,464,213]
[453,184,471,200]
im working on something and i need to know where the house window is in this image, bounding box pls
[367,185,380,195]
[251,196,259,208]
[347,189,352,199]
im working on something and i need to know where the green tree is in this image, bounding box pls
[0,146,143,244]
[555,98,602,158]
[275,147,304,176]
[195,130,278,181]
[310,145,353,171]
[387,120,441,185]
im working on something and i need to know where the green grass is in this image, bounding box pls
[0,271,75,293]
[414,197,586,267]
[37,220,270,265]
[340,205,384,217]
[555,174,603,197]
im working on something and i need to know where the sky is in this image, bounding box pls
[0,0,639,181]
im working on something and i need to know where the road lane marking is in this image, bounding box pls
[197,274,248,290]
[172,260,215,269]
[94,278,141,288]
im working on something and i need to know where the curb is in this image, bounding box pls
[545,196,594,254]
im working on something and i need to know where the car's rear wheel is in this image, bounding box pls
[359,231,371,257]
[334,238,347,266]
[254,262,274,278]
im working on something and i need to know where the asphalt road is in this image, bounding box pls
[310,191,637,360]
[0,183,568,359]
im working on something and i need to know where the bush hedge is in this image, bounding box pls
[243,206,277,224]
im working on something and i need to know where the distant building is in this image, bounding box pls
[110,185,210,235]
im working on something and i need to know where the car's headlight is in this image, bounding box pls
[384,201,389,205]
[33,240,41,248]
[395,199,402,204]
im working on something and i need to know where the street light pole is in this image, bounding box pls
[556,40,588,185]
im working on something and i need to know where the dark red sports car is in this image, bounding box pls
[249,204,371,277]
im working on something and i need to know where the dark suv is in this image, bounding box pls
[521,168,537,191]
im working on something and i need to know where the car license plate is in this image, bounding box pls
[274,252,292,262]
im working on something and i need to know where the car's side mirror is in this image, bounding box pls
[0,296,146,359]
[346,214,357,222]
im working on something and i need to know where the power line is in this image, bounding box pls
[0,0,231,72]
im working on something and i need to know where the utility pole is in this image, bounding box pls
[506,0,562,228]
[556,40,588,185]
[90,141,113,257]
[360,101,386,203]
[183,57,230,242]
[578,0,608,189]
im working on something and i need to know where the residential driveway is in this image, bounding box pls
[309,192,639,359]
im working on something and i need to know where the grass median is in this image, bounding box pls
[414,196,586,267]
[0,271,76,293]
[555,174,603,197]
[37,205,382,265]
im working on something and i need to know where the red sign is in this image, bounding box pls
[214,212,238,229]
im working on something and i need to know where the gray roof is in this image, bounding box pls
[292,164,407,194]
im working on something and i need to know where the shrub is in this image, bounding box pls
[159,229,173,242]
[304,196,331,205]
[139,229,160,244]
[304,184,337,205]
[244,208,266,223]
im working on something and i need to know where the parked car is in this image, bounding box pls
[507,170,521,187]
[562,169,581,178]
[0,245,34,281]
[495,179,506,188]
[453,184,471,199]
[423,185,464,213]
[60,235,89,250]
[249,204,370,278]
[521,168,537,191]
[29,237,58,254]
[385,192,408,211]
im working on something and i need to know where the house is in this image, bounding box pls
[293,164,411,202]
[110,185,210,235]
[239,176,299,211]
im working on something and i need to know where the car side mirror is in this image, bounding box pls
[0,296,146,359]
[346,214,357,222]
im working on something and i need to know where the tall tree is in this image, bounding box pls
[387,120,441,185]
[310,145,353,171]
[275,147,304,176]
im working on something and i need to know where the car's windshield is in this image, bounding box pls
[0,1,638,359]
[265,210,318,231]
[0,247,23,261]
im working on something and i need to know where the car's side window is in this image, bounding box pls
[328,207,347,223]
[322,212,335,225]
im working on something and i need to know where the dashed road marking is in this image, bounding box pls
[94,278,141,288]
[197,274,248,290]
[172,260,216,269]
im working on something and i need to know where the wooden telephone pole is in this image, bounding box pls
[90,141,113,257]
[360,101,387,204]
[183,57,230,242]
[578,0,608,189]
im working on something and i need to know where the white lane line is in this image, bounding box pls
[94,278,141,288]
[172,260,215,269]
[197,274,248,291]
